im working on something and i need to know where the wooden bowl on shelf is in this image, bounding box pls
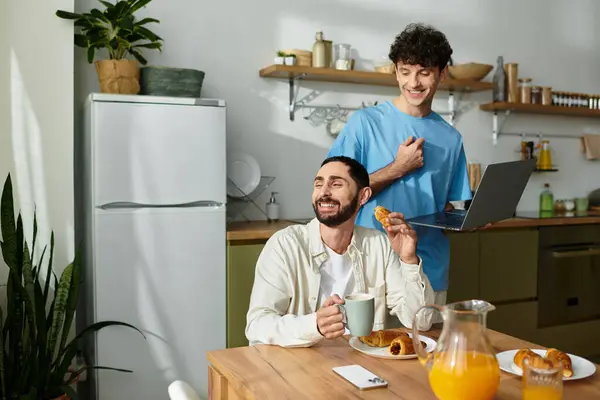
[448,63,493,81]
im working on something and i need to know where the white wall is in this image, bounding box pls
[0,0,74,279]
[74,0,600,220]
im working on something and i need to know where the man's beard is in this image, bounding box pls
[312,194,359,227]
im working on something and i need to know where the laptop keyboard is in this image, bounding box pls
[435,211,467,227]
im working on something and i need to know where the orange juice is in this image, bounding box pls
[522,386,562,400]
[428,351,500,400]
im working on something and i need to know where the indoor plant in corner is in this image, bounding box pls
[0,173,145,399]
[56,0,163,95]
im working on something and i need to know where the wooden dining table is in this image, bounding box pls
[206,328,600,399]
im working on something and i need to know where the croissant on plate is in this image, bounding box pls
[545,348,574,378]
[374,206,392,228]
[513,349,554,370]
[359,330,404,347]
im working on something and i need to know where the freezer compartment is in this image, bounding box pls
[91,206,226,399]
[91,101,226,206]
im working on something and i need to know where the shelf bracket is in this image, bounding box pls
[447,91,468,126]
[492,110,511,145]
[288,74,306,121]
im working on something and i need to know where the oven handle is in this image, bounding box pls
[551,247,600,258]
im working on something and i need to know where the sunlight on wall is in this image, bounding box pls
[10,47,52,280]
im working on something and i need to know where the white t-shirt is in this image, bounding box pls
[318,244,354,307]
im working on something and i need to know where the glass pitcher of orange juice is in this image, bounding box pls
[412,300,501,400]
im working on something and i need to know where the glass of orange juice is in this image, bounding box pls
[522,358,563,400]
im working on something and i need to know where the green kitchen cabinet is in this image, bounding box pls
[446,231,480,303]
[479,229,538,303]
[226,241,265,348]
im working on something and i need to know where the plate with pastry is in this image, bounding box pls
[349,329,436,360]
[496,347,596,380]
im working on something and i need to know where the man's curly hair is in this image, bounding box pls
[388,23,453,71]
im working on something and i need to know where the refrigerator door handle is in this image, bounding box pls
[97,200,224,210]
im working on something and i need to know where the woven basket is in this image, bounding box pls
[140,66,205,98]
[95,59,140,94]
[448,63,493,81]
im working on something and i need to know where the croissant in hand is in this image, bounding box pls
[374,206,392,228]
[545,348,574,378]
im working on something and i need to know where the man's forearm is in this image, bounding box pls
[370,162,404,196]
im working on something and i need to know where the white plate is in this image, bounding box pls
[348,332,436,360]
[496,349,597,381]
[227,152,261,198]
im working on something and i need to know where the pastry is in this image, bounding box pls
[374,206,391,228]
[358,330,404,347]
[514,348,538,369]
[545,348,574,378]
[388,334,426,356]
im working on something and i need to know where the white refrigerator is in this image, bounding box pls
[75,93,226,400]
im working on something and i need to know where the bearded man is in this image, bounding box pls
[245,156,434,348]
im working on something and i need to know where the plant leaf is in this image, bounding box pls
[47,263,73,361]
[128,48,147,65]
[132,42,161,50]
[74,34,89,48]
[87,46,96,63]
[55,10,82,20]
[134,17,159,26]
[31,208,37,261]
[0,174,18,270]
[58,251,80,354]
[129,0,152,14]
[67,365,132,385]
[43,232,55,304]
[0,308,6,399]
[60,385,79,400]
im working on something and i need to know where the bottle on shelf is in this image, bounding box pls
[312,31,326,68]
[539,183,554,214]
[266,191,280,222]
[492,56,507,103]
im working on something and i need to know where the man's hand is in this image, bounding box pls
[316,295,345,339]
[384,212,419,264]
[391,136,424,177]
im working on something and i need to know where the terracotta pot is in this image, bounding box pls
[95,59,140,94]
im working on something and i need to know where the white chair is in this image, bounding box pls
[168,380,202,400]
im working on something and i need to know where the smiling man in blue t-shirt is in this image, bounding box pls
[327,23,472,305]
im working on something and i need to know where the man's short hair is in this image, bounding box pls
[321,156,370,190]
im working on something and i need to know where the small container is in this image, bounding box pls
[505,63,519,103]
[266,192,280,222]
[519,78,532,103]
[576,197,589,212]
[333,43,352,70]
[531,86,542,104]
[542,87,552,105]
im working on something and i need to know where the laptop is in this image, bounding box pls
[406,159,536,231]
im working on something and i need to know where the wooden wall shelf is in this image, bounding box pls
[259,65,494,92]
[480,102,600,118]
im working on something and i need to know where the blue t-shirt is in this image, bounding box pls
[327,101,472,291]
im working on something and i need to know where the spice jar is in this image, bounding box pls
[541,87,552,106]
[519,78,532,103]
[531,86,542,104]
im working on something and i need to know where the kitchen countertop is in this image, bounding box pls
[227,214,600,241]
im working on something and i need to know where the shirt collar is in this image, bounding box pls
[307,218,364,260]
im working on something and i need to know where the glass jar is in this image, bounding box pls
[531,86,542,104]
[519,78,532,103]
[541,87,552,106]
[333,43,352,70]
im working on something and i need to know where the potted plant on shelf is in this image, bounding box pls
[0,174,145,399]
[56,0,163,94]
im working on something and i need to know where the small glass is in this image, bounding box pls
[522,359,563,400]
[333,43,352,70]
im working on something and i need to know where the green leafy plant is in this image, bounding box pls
[56,0,163,65]
[0,174,145,399]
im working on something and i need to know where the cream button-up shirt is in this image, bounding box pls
[245,218,435,348]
